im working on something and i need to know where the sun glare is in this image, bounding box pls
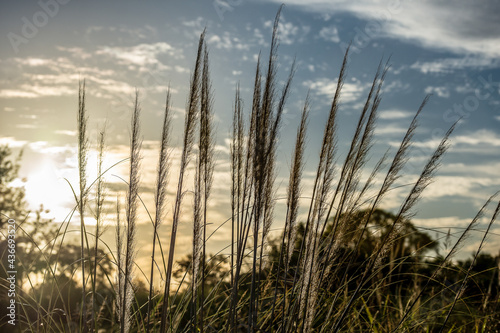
[24,156,75,221]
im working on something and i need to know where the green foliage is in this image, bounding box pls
[0,145,26,228]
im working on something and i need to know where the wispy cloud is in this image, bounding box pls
[0,41,181,104]
[0,90,38,98]
[16,124,38,129]
[374,124,409,136]
[0,83,74,98]
[55,130,77,136]
[56,46,93,60]
[250,27,267,46]
[0,137,28,147]
[182,17,208,30]
[413,216,476,228]
[303,77,368,104]
[318,25,340,43]
[379,109,414,120]
[410,57,500,74]
[398,129,500,151]
[96,42,183,71]
[262,0,500,58]
[424,175,500,200]
[263,16,310,45]
[444,162,500,178]
[207,32,251,50]
[425,86,450,98]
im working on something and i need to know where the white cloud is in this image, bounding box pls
[56,46,93,60]
[261,0,500,58]
[406,129,500,151]
[89,76,136,95]
[96,42,182,71]
[16,124,37,129]
[319,25,340,43]
[55,130,77,136]
[182,16,207,29]
[0,56,144,101]
[303,77,368,104]
[0,90,38,98]
[379,109,414,120]
[263,17,310,45]
[252,28,266,46]
[413,216,475,228]
[381,79,411,94]
[411,57,500,74]
[452,130,500,147]
[174,65,189,73]
[23,58,53,66]
[424,86,450,98]
[444,162,500,178]
[19,114,37,119]
[207,32,251,51]
[0,137,27,147]
[424,175,500,200]
[374,124,408,135]
[0,83,74,99]
[0,63,81,98]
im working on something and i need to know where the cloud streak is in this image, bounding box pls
[262,0,500,58]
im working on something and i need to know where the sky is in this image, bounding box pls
[1,0,500,279]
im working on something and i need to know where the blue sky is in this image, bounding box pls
[1,0,499,265]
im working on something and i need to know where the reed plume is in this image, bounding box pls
[160,30,204,333]
[77,79,89,332]
[91,126,106,333]
[288,44,349,332]
[120,91,142,333]
[146,88,172,332]
[192,44,215,333]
